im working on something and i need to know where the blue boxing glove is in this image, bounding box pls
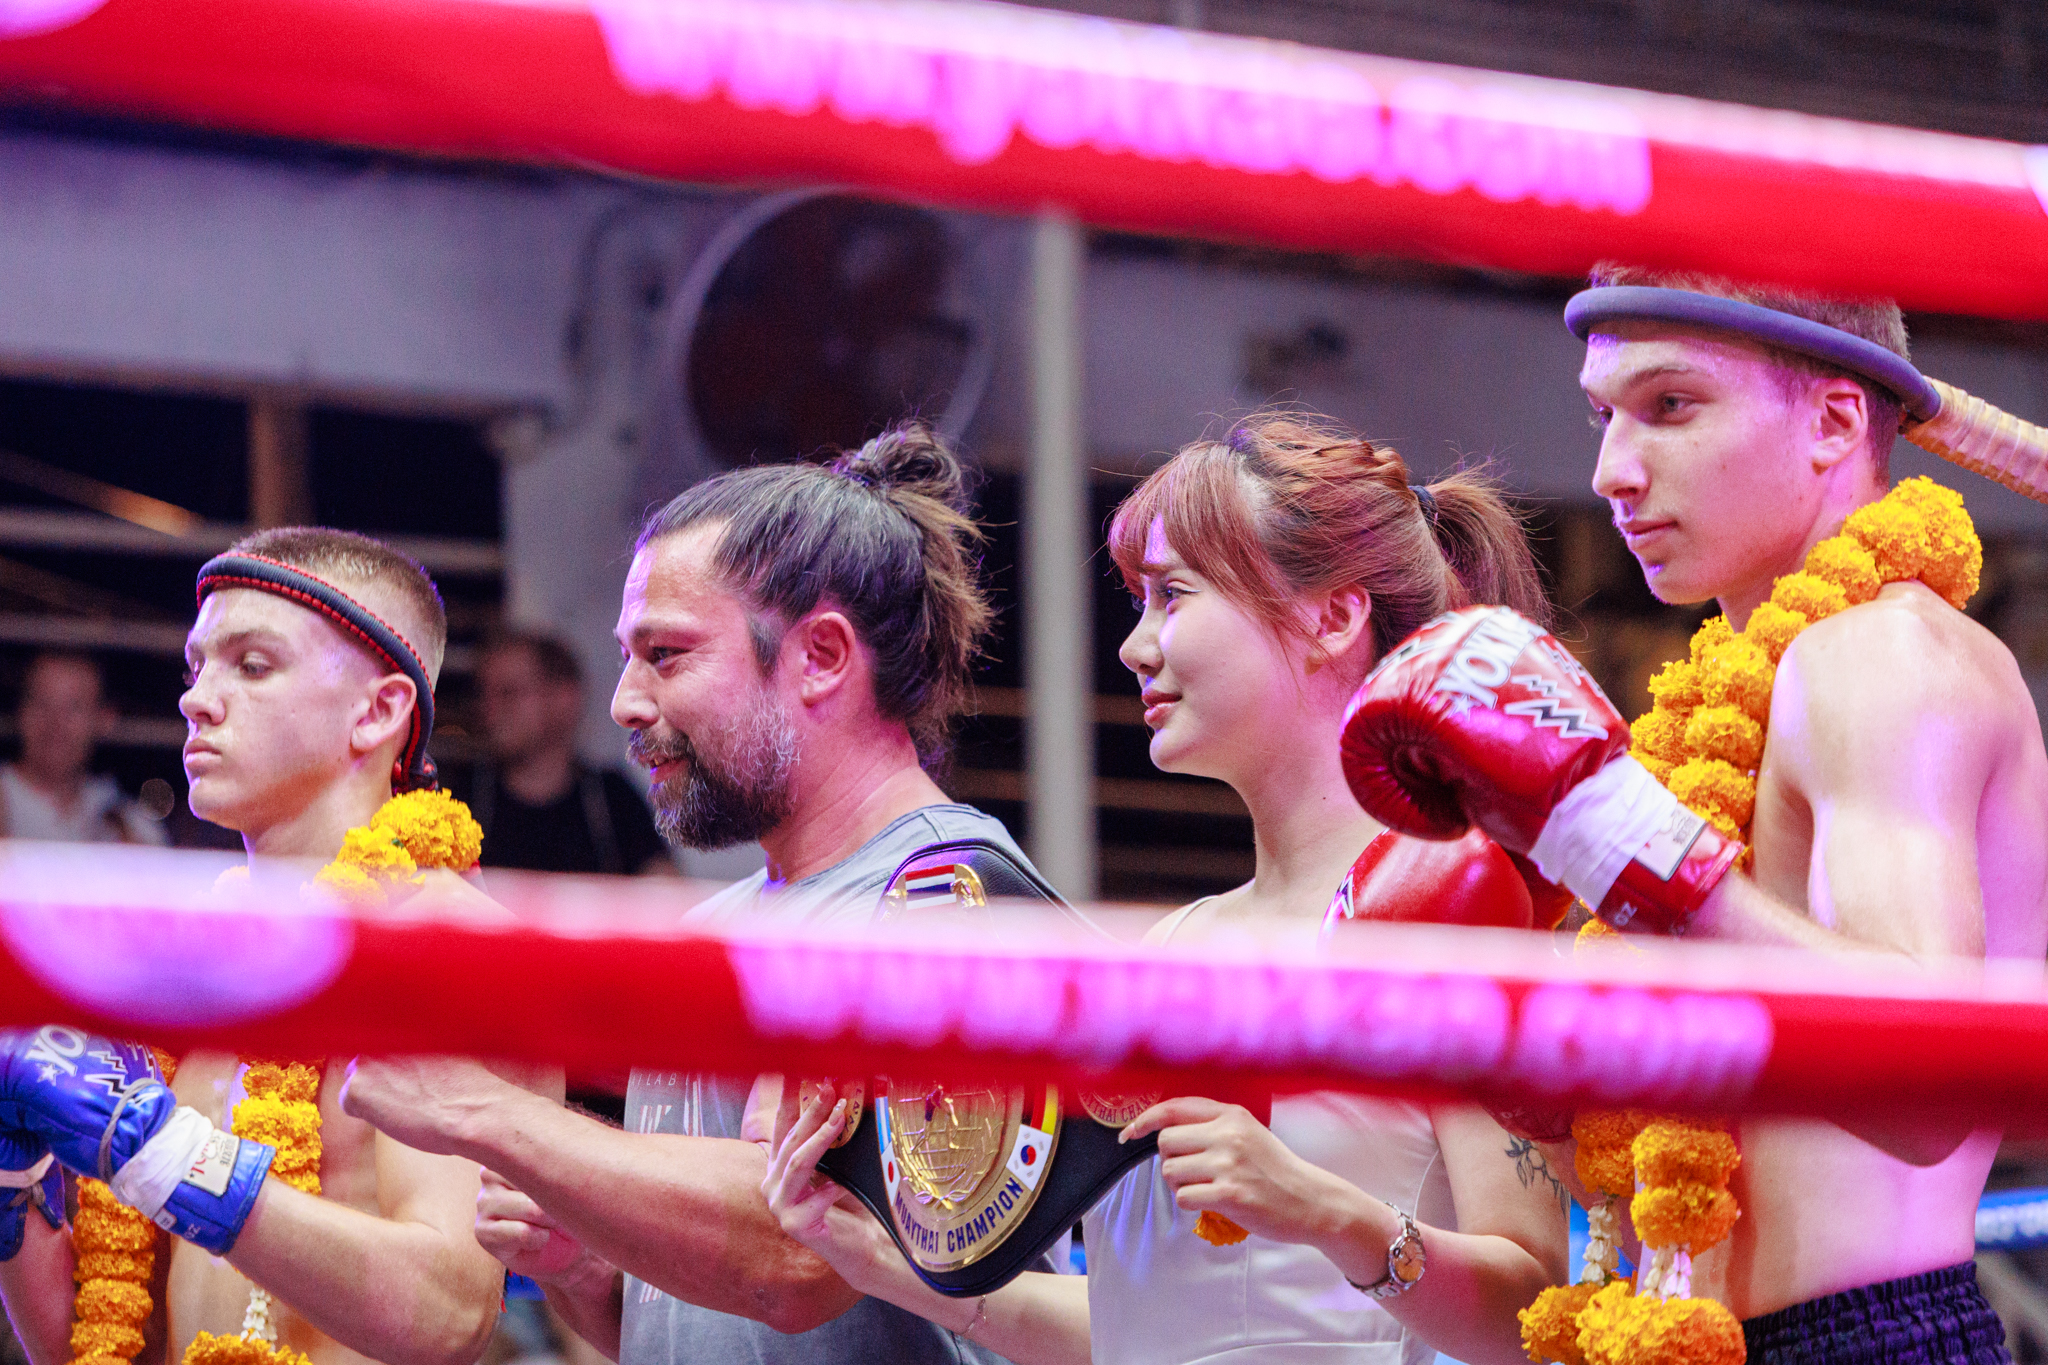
[0,1026,273,1255]
[1,1154,64,1261]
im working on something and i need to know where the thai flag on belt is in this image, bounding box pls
[899,864,961,902]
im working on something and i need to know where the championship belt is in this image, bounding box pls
[815,838,1161,1296]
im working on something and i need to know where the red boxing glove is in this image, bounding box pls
[1503,850,1576,932]
[1340,607,1742,935]
[1322,827,1533,932]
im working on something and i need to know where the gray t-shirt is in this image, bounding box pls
[621,804,1036,1365]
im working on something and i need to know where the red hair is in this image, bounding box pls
[1109,411,1549,666]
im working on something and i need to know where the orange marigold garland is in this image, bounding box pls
[1519,1103,1647,1365]
[1526,481,1981,1365]
[231,1064,325,1198]
[62,1051,180,1365]
[75,792,481,1365]
[1193,1210,1251,1247]
[1521,1113,1745,1365]
[311,789,482,910]
[68,1180,159,1365]
[1522,1282,1606,1365]
[1574,1120,1745,1365]
[1625,477,1982,865]
[1523,944,1745,1364]
[369,788,484,875]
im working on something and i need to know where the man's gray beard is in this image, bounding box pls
[643,698,799,850]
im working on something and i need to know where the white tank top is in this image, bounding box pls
[1083,901,1456,1365]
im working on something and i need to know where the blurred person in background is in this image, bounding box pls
[0,649,165,844]
[455,629,670,877]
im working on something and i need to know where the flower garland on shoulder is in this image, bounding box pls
[67,790,481,1365]
[1518,479,1983,1365]
[1628,477,1982,855]
[310,788,484,910]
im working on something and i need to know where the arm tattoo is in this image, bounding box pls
[1506,1136,1570,1215]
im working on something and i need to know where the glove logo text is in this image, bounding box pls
[23,1025,84,1080]
[1431,612,1543,713]
[182,1131,240,1198]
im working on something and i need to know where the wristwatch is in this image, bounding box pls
[1349,1204,1426,1300]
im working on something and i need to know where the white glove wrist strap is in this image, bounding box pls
[109,1107,217,1219]
[1527,755,1684,910]
[0,1153,54,1189]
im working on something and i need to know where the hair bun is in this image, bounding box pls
[831,422,970,513]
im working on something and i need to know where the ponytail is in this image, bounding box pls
[1415,469,1551,629]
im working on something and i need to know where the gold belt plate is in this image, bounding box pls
[876,1081,1060,1272]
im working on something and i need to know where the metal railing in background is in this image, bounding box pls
[0,506,501,576]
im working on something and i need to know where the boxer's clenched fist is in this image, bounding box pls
[1341,607,1742,934]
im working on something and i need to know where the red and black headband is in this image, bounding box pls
[195,553,438,790]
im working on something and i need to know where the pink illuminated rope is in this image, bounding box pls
[590,0,1654,212]
[0,844,2042,1126]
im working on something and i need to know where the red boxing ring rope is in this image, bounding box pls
[1,843,2044,1127]
[1,0,2046,316]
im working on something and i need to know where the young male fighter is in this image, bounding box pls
[0,527,511,1365]
[340,424,1044,1365]
[1343,269,2048,1364]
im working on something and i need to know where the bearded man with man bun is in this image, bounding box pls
[338,422,1054,1365]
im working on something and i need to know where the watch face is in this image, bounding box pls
[1392,1229,1425,1282]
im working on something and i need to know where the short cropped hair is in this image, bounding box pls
[482,628,582,689]
[229,526,448,678]
[1589,262,1908,476]
[636,421,993,762]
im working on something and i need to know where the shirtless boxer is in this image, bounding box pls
[1343,268,2048,1364]
[0,527,512,1365]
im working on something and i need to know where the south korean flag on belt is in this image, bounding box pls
[1006,1125,1052,1191]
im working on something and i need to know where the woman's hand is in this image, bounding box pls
[1122,1097,1385,1252]
[760,1081,895,1286]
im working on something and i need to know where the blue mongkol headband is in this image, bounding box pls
[1563,283,2048,509]
[1563,285,1942,423]
[195,553,438,790]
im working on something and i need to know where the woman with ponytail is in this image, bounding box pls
[765,411,1570,1365]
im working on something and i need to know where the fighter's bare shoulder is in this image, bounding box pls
[1773,579,2031,768]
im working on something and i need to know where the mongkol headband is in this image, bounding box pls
[1565,284,2048,507]
[196,553,437,790]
